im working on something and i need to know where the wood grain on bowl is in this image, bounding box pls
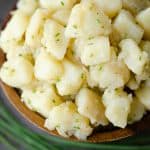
[0,49,150,143]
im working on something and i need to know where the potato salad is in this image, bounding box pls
[0,0,150,140]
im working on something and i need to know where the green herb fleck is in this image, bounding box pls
[75,119,80,122]
[60,1,64,6]
[90,53,94,57]
[56,39,60,42]
[88,36,94,40]
[71,50,75,55]
[73,126,80,130]
[32,89,36,93]
[81,73,84,79]
[28,99,31,105]
[96,19,101,24]
[57,78,61,82]
[98,65,103,71]
[19,54,23,57]
[139,56,142,61]
[73,24,78,29]
[52,99,56,103]
[55,32,60,37]
[32,35,35,39]
[56,125,60,128]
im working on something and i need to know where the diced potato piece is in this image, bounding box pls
[136,8,150,40]
[34,50,64,83]
[65,2,111,38]
[52,9,71,26]
[81,36,111,66]
[17,0,39,15]
[45,101,93,140]
[42,20,69,60]
[136,83,150,110]
[128,97,145,124]
[25,8,51,48]
[76,88,108,126]
[21,83,63,118]
[122,0,150,15]
[119,39,148,75]
[0,10,29,52]
[93,0,122,18]
[102,89,132,128]
[0,57,33,88]
[40,0,77,10]
[89,61,130,89]
[56,59,84,96]
[113,10,144,43]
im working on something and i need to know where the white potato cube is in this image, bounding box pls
[56,59,84,96]
[128,98,145,124]
[17,0,39,15]
[40,0,77,10]
[21,83,63,118]
[65,2,111,38]
[136,8,150,40]
[52,9,71,26]
[34,50,64,83]
[81,36,111,66]
[0,10,29,52]
[25,8,51,48]
[76,88,108,126]
[122,0,150,15]
[119,39,148,75]
[42,20,69,60]
[93,0,122,18]
[89,61,130,89]
[136,83,150,110]
[45,101,93,140]
[0,57,33,88]
[113,10,144,43]
[102,89,132,128]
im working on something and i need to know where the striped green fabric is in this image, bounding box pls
[0,100,150,150]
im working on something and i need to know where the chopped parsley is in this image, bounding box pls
[71,50,75,55]
[88,36,94,40]
[73,126,80,130]
[60,1,64,6]
[90,53,94,57]
[32,89,37,93]
[98,65,103,71]
[81,73,84,79]
[56,125,60,128]
[52,99,56,103]
[96,19,101,24]
[55,32,60,37]
[73,24,78,29]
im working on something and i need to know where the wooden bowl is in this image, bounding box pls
[0,6,150,143]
